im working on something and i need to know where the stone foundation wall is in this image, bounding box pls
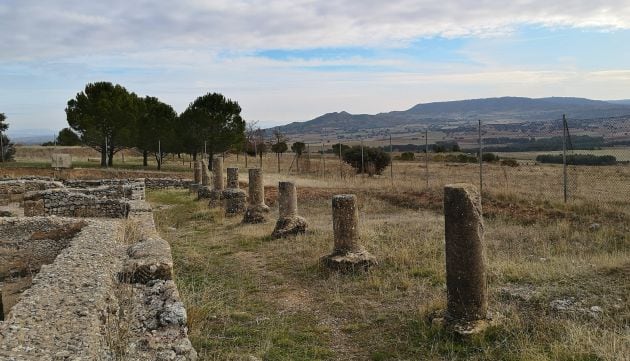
[0,179,64,205]
[23,189,130,218]
[0,188,196,359]
[145,177,193,190]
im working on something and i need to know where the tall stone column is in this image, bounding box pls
[272,181,307,238]
[223,167,246,216]
[321,194,376,271]
[443,183,488,325]
[242,168,270,223]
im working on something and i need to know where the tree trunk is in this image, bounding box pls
[143,150,148,167]
[100,144,107,167]
[209,152,214,171]
[192,152,197,161]
[277,152,280,173]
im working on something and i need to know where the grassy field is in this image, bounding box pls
[148,176,629,360]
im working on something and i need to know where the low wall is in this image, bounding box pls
[23,189,130,218]
[145,177,193,189]
[0,179,64,205]
[0,202,197,359]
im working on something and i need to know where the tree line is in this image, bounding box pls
[61,82,246,169]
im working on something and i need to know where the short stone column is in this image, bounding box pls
[197,160,212,199]
[223,167,247,216]
[242,168,270,223]
[321,194,376,271]
[272,181,308,238]
[227,167,239,189]
[189,160,202,193]
[207,157,225,205]
[201,160,210,186]
[443,183,488,328]
[212,158,225,191]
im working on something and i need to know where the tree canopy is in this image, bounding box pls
[66,82,140,166]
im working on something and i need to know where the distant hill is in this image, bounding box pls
[5,129,57,145]
[273,97,630,135]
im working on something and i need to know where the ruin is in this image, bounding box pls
[0,177,197,359]
[443,183,488,332]
[271,181,307,238]
[207,157,225,206]
[223,167,246,216]
[321,194,376,271]
[197,159,213,199]
[242,168,270,223]
[189,160,202,194]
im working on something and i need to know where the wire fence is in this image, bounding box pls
[231,115,630,207]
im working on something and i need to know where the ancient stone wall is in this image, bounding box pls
[23,189,130,218]
[145,177,193,190]
[0,180,197,360]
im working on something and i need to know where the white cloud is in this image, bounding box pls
[1,0,630,60]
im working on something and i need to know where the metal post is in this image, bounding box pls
[321,142,325,177]
[204,141,207,160]
[425,130,428,188]
[105,136,108,169]
[478,119,483,201]
[339,142,343,178]
[158,139,161,169]
[360,139,364,176]
[562,114,568,203]
[389,133,393,183]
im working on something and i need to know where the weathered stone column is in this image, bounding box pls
[444,183,487,326]
[227,167,239,189]
[223,167,247,216]
[242,168,270,223]
[201,160,210,186]
[206,157,225,205]
[212,158,225,191]
[272,181,307,238]
[189,160,202,193]
[321,194,376,271]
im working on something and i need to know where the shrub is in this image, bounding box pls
[500,158,519,167]
[342,146,391,175]
[482,152,499,162]
[400,152,415,161]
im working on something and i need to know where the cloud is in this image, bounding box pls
[1,0,630,60]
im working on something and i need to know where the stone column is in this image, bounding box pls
[223,167,246,216]
[189,160,202,193]
[444,183,487,324]
[321,194,376,271]
[206,157,225,205]
[212,157,224,191]
[227,167,239,189]
[201,160,210,186]
[193,160,202,184]
[242,168,270,223]
[272,181,307,238]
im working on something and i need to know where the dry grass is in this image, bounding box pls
[148,169,629,361]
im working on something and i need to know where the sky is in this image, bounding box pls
[1,0,630,134]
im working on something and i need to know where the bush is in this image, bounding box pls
[536,154,617,165]
[0,134,15,162]
[342,146,391,175]
[482,152,499,162]
[400,152,415,161]
[500,158,519,167]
